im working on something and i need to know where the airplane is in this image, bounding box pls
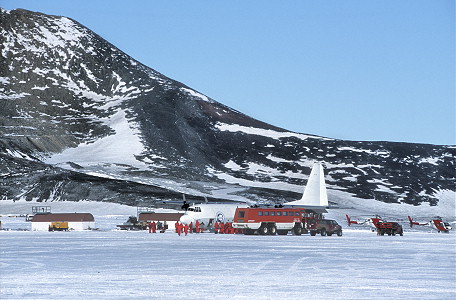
[179,162,330,229]
[407,216,452,233]
[345,214,383,231]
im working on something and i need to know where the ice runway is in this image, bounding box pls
[1,220,455,299]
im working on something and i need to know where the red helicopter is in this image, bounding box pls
[407,216,453,233]
[345,214,404,236]
[345,214,383,231]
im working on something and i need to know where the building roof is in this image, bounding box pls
[138,212,184,222]
[32,213,95,222]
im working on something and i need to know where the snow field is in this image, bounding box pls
[1,216,455,300]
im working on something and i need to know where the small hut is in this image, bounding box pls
[31,213,95,231]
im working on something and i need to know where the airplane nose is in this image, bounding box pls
[180,214,194,225]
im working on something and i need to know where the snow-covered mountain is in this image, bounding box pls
[1,9,454,213]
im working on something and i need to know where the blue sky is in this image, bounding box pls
[3,0,455,145]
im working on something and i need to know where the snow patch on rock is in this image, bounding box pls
[45,110,146,169]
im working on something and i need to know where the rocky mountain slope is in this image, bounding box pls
[1,8,454,211]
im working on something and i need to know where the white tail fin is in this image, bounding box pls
[284,162,329,207]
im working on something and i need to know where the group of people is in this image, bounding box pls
[174,220,204,236]
[147,219,241,235]
[214,221,238,234]
[147,221,168,233]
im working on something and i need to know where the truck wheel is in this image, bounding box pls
[258,226,268,235]
[321,228,327,236]
[268,225,277,235]
[337,230,343,236]
[310,231,316,236]
[327,232,333,236]
[293,226,302,236]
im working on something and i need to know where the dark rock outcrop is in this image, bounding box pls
[1,8,454,208]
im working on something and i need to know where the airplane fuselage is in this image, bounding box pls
[179,203,249,228]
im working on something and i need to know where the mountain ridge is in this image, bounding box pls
[1,8,454,214]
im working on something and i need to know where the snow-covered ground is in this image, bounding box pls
[1,206,455,299]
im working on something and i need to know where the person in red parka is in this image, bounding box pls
[151,221,156,233]
[184,223,189,236]
[219,222,225,234]
[175,221,181,236]
[195,220,200,233]
[189,222,193,234]
[214,221,220,234]
[226,222,234,234]
[148,222,153,233]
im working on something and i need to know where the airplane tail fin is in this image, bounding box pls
[284,162,328,207]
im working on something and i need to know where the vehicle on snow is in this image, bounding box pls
[116,216,148,231]
[376,221,403,236]
[48,221,69,231]
[232,207,328,236]
[307,219,342,236]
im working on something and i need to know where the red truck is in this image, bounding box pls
[232,207,325,235]
[307,219,343,236]
[376,221,403,236]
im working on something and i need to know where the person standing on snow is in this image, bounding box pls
[195,220,200,233]
[151,221,156,233]
[226,222,233,234]
[184,223,189,236]
[200,222,205,233]
[219,222,225,234]
[175,221,181,235]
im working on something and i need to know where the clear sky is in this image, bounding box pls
[3,0,455,145]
